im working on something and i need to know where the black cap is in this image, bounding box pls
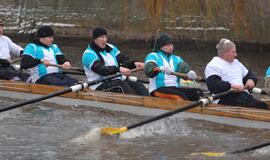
[92,27,107,39]
[37,26,54,38]
[156,33,173,48]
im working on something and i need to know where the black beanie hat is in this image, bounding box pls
[37,26,54,38]
[156,33,173,49]
[92,27,107,39]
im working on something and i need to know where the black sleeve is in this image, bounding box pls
[144,62,158,78]
[177,62,191,73]
[116,53,136,69]
[91,60,120,76]
[206,75,231,94]
[19,50,24,57]
[56,55,70,65]
[0,59,11,67]
[20,54,42,69]
[243,69,257,85]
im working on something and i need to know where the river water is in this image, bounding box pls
[0,36,270,159]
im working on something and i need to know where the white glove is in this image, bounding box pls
[121,75,127,81]
[186,70,197,80]
[159,66,173,75]
[12,64,21,71]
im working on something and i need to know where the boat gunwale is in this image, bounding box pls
[0,80,270,122]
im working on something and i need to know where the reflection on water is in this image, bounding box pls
[0,97,270,160]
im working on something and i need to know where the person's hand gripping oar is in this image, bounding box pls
[100,89,236,135]
[158,66,268,96]
[153,66,206,82]
[44,60,84,72]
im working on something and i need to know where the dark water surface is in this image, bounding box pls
[1,37,270,159]
[0,96,270,160]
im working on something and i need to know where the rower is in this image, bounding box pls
[0,18,29,81]
[144,33,204,101]
[205,38,268,109]
[264,66,270,89]
[82,27,148,95]
[20,25,78,86]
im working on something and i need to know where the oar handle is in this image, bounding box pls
[63,70,85,76]
[121,75,149,84]
[48,64,141,73]
[47,63,84,72]
[171,71,206,82]
[10,58,22,64]
[230,141,270,154]
[130,67,143,72]
[250,87,268,95]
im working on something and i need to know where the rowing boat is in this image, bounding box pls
[0,80,270,127]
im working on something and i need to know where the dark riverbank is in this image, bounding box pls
[2,0,270,43]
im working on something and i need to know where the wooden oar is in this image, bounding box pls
[171,71,268,95]
[121,75,149,84]
[63,70,85,76]
[100,89,235,135]
[61,71,149,86]
[191,140,270,157]
[250,87,268,95]
[153,67,205,82]
[10,57,22,64]
[47,63,84,72]
[171,71,206,82]
[0,68,141,113]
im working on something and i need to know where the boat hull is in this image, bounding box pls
[0,80,270,123]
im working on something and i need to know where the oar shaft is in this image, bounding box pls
[0,72,126,112]
[127,101,202,130]
[124,76,149,84]
[47,63,84,72]
[0,67,142,112]
[250,87,268,95]
[49,63,141,73]
[10,58,22,64]
[70,67,84,72]
[230,141,270,154]
[63,70,85,76]
[127,89,234,130]
[136,79,149,84]
[0,87,72,112]
[171,72,206,82]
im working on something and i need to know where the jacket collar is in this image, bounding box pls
[90,42,112,53]
[33,39,50,48]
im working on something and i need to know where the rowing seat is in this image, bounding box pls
[153,91,184,101]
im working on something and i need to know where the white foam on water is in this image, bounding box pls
[252,146,270,156]
[120,116,191,139]
[0,109,21,120]
[70,128,101,144]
